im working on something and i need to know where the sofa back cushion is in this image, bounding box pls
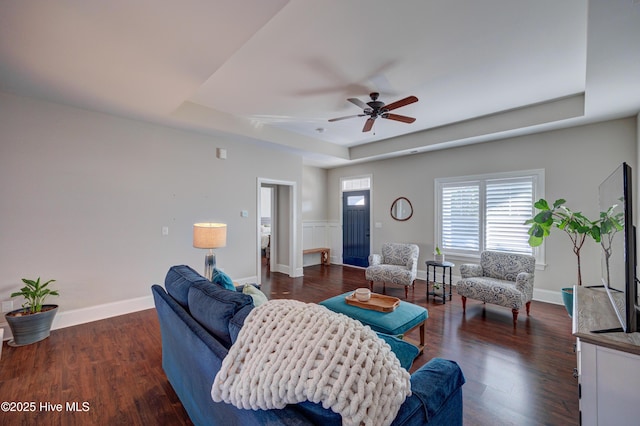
[165,265,211,310]
[188,282,253,348]
[229,304,254,343]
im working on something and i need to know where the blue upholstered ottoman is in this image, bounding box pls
[319,292,428,353]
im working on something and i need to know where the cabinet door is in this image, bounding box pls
[578,340,597,426]
[595,345,640,425]
[580,339,640,426]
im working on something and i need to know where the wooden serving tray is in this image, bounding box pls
[345,292,400,312]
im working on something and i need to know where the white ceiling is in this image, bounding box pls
[1,0,639,168]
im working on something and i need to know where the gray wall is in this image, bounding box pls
[302,166,328,221]
[0,92,303,314]
[2,87,637,320]
[327,118,637,302]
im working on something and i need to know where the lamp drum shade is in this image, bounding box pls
[193,223,227,249]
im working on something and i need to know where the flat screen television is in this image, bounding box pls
[597,162,639,333]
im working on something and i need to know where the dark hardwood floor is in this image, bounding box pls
[0,263,579,425]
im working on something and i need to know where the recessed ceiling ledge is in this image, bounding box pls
[349,93,585,160]
[172,101,350,160]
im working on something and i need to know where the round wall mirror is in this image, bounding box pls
[391,197,413,221]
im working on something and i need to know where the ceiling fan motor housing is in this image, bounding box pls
[367,92,385,112]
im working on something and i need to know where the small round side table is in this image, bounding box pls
[426,260,455,304]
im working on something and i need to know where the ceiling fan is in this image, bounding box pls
[328,92,418,132]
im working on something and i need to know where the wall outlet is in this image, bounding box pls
[2,300,14,313]
[162,226,169,236]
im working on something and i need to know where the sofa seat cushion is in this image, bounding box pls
[457,277,525,309]
[188,282,252,348]
[165,265,211,310]
[365,264,414,285]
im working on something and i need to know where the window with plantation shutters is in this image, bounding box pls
[441,182,480,253]
[435,170,544,263]
[485,177,534,254]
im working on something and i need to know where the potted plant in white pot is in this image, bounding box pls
[5,277,59,346]
[525,199,601,317]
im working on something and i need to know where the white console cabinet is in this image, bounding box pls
[574,286,640,426]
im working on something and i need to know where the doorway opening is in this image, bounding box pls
[257,178,298,284]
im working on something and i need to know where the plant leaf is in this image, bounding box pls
[534,199,550,210]
[553,199,566,208]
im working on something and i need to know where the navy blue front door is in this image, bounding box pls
[342,190,370,267]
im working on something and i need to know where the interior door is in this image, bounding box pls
[342,190,370,267]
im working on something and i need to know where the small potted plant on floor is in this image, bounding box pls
[525,199,601,317]
[5,277,60,346]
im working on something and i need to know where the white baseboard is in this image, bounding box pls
[532,288,563,305]
[1,295,154,341]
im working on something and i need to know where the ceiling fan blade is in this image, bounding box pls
[383,113,416,124]
[362,118,375,132]
[347,97,368,110]
[384,95,418,111]
[328,114,365,122]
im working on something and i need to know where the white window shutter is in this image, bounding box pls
[485,178,533,254]
[441,183,480,253]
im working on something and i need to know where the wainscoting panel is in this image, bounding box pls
[302,221,341,267]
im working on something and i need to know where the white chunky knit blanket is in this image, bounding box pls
[211,299,411,426]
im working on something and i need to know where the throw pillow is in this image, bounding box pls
[212,268,236,291]
[242,284,268,307]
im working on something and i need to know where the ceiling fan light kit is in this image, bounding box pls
[329,92,418,132]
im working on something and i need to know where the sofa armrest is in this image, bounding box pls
[516,272,535,300]
[392,358,465,426]
[369,253,382,265]
[460,263,483,278]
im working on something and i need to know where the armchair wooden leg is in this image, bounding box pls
[404,286,408,299]
[461,296,467,313]
[512,309,519,326]
[526,301,531,316]
[369,281,373,292]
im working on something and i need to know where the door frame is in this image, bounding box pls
[257,178,298,283]
[339,175,373,266]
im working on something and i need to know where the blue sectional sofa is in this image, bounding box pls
[151,265,465,425]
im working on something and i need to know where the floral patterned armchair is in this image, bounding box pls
[365,243,419,298]
[456,250,535,327]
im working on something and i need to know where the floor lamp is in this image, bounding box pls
[193,223,227,281]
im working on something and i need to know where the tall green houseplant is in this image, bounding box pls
[525,198,601,287]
